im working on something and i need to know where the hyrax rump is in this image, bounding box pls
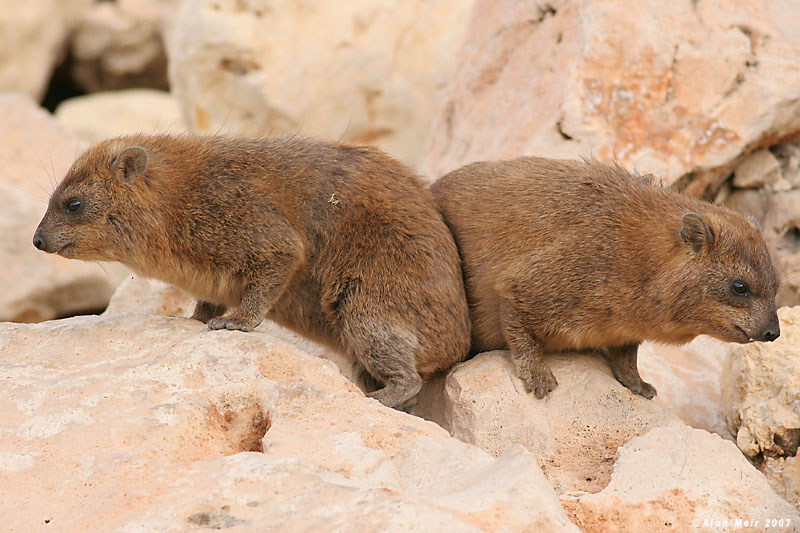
[33,134,471,409]
[431,157,779,399]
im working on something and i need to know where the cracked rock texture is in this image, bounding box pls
[0,313,577,532]
[420,0,800,194]
[165,0,474,167]
[0,93,127,323]
[723,306,800,507]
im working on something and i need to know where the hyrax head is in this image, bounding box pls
[33,140,150,263]
[676,210,779,344]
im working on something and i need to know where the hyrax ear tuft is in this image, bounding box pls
[113,146,148,183]
[680,212,715,253]
[747,215,762,234]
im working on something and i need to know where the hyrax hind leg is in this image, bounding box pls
[342,318,423,409]
[499,300,557,398]
[603,344,657,399]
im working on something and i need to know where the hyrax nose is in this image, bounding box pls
[33,228,46,251]
[762,326,780,342]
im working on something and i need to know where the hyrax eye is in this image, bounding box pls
[65,198,83,213]
[731,280,749,296]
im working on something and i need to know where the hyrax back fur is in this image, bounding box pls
[431,157,779,399]
[34,134,471,409]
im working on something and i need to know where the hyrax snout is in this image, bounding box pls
[431,157,779,399]
[34,134,471,409]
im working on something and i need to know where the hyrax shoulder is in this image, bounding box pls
[431,157,779,399]
[34,134,471,409]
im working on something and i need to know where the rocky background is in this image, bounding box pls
[1,0,800,531]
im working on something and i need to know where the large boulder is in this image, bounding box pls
[54,89,187,144]
[413,350,682,494]
[0,93,127,322]
[165,0,474,166]
[0,314,577,531]
[723,306,800,507]
[563,426,800,531]
[637,339,734,437]
[420,0,800,193]
[0,0,93,99]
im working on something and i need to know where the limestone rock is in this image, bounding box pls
[55,89,187,145]
[0,0,93,99]
[723,307,800,459]
[105,274,328,358]
[0,314,577,531]
[563,426,800,532]
[638,338,734,437]
[165,0,474,166]
[733,148,782,189]
[70,0,178,93]
[723,306,800,507]
[413,350,682,494]
[0,93,127,322]
[420,0,800,193]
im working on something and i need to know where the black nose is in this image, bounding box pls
[762,326,780,342]
[33,230,45,250]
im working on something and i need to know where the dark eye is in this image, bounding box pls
[66,198,82,213]
[731,280,749,296]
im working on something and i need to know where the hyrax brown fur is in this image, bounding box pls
[431,157,780,399]
[34,134,471,409]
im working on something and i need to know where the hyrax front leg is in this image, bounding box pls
[208,231,304,332]
[603,344,656,399]
[499,301,557,398]
[191,301,226,323]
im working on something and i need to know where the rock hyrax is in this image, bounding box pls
[431,157,779,399]
[33,134,471,409]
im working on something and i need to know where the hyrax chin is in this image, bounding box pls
[33,134,471,409]
[431,157,780,400]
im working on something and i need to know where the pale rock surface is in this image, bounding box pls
[70,0,178,93]
[420,0,800,193]
[55,89,187,145]
[0,0,93,99]
[165,0,474,166]
[106,274,328,359]
[733,148,782,189]
[0,314,577,531]
[638,338,735,437]
[562,426,800,532]
[0,93,127,323]
[413,350,683,494]
[723,306,800,507]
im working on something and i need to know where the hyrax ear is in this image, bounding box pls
[747,215,762,234]
[680,213,715,254]
[113,146,148,183]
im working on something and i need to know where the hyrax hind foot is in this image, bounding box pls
[367,374,423,409]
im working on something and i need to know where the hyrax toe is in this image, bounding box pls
[630,380,657,400]
[208,316,259,332]
[518,366,558,399]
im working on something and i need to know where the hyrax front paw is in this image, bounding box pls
[207,315,260,332]
[518,366,558,399]
[626,380,657,400]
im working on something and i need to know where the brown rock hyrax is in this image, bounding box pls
[33,134,471,409]
[431,157,779,399]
